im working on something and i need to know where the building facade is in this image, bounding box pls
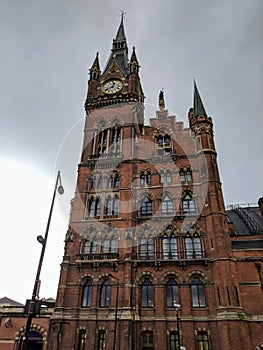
[44,17,263,350]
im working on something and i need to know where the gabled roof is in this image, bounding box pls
[0,296,24,306]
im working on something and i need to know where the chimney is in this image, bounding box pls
[258,197,263,220]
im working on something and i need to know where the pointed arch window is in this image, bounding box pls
[182,193,197,215]
[141,277,154,308]
[141,196,153,217]
[100,280,111,308]
[103,237,110,253]
[110,236,117,252]
[97,176,103,189]
[166,277,179,308]
[139,234,154,259]
[180,168,192,183]
[89,198,96,217]
[185,233,202,259]
[156,134,171,156]
[81,280,93,308]
[162,227,178,259]
[109,172,120,187]
[91,238,98,254]
[191,276,206,307]
[161,194,174,216]
[113,196,119,216]
[140,171,151,187]
[197,331,209,350]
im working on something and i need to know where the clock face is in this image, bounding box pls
[103,79,123,94]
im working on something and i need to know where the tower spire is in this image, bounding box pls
[103,13,129,76]
[193,80,207,117]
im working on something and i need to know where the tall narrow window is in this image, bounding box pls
[142,331,153,350]
[98,331,106,350]
[113,196,119,216]
[100,280,111,308]
[95,197,101,217]
[197,331,209,350]
[110,236,117,252]
[166,277,179,308]
[185,233,202,259]
[97,176,103,189]
[161,194,173,215]
[106,197,113,216]
[103,237,110,253]
[166,170,172,183]
[191,276,206,307]
[182,193,196,214]
[162,227,178,259]
[77,329,86,350]
[139,234,154,259]
[89,198,95,217]
[84,239,91,253]
[170,331,179,350]
[141,196,153,217]
[141,278,154,307]
[82,280,93,307]
[140,235,147,259]
[91,238,98,254]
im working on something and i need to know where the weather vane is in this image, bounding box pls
[119,10,127,20]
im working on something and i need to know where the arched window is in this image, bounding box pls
[185,233,202,259]
[89,198,95,217]
[162,227,178,259]
[97,176,103,188]
[141,277,154,307]
[91,238,98,254]
[103,237,110,253]
[110,172,120,187]
[141,196,153,217]
[81,280,92,307]
[161,194,174,215]
[142,331,154,350]
[113,196,119,216]
[110,236,117,252]
[98,330,106,350]
[166,277,179,308]
[166,170,172,183]
[182,193,196,214]
[170,331,179,350]
[156,133,171,156]
[77,329,86,350]
[180,168,192,182]
[106,197,113,216]
[84,239,91,253]
[92,175,97,188]
[191,276,206,307]
[197,331,209,350]
[100,280,111,307]
[139,234,154,259]
[140,171,151,187]
[95,197,101,216]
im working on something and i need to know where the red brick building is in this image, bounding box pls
[24,16,263,350]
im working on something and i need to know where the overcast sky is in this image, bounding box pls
[1,0,262,303]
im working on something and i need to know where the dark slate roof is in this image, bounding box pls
[0,296,24,306]
[193,81,207,117]
[227,204,263,236]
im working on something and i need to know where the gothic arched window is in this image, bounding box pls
[162,227,178,259]
[161,194,174,216]
[185,233,202,259]
[77,329,86,350]
[181,193,196,215]
[100,280,111,308]
[170,331,179,350]
[141,277,154,308]
[166,277,179,308]
[98,331,106,350]
[139,233,154,259]
[141,196,153,217]
[142,331,154,350]
[81,280,93,307]
[191,276,206,307]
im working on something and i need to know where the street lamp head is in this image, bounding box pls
[37,235,45,245]
[58,185,64,194]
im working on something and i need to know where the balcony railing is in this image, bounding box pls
[76,252,119,261]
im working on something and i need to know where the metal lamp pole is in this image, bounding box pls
[21,171,64,350]
[173,303,181,350]
[109,274,120,350]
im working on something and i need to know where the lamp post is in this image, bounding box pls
[21,171,64,350]
[173,303,181,350]
[108,274,120,350]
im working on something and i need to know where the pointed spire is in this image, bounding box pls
[103,14,129,76]
[115,11,126,41]
[193,80,207,117]
[159,89,165,110]
[89,52,101,81]
[129,46,140,75]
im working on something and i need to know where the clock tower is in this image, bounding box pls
[85,14,144,113]
[46,16,263,350]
